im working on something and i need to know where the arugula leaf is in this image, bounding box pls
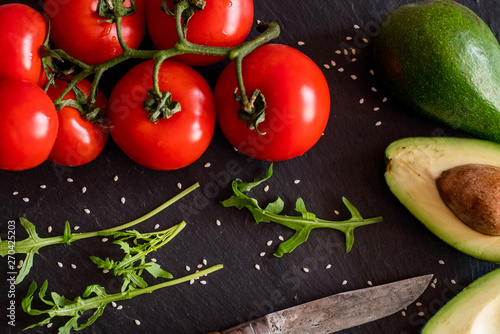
[221,164,383,257]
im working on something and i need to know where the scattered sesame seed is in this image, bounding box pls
[430,283,436,288]
[216,219,221,226]
[350,75,357,80]
[186,265,191,271]
[373,107,380,111]
[114,175,118,182]
[362,38,369,43]
[303,268,310,273]
[267,240,273,246]
[451,279,456,285]
[200,280,207,285]
[343,49,349,55]
[197,264,203,269]
[204,162,211,168]
[83,208,90,214]
[354,24,360,29]
[120,197,126,204]
[375,121,382,126]
[382,97,388,102]
[177,182,182,189]
[352,49,356,55]
[154,224,160,229]
[346,36,352,41]
[71,264,77,269]
[260,252,266,257]
[264,185,270,192]
[323,64,330,69]
[371,87,378,92]
[47,323,53,328]
[325,264,332,269]
[17,260,23,269]
[367,281,373,286]
[112,302,117,308]
[255,264,261,270]
[433,278,438,284]
[103,269,109,274]
[370,69,375,75]
[342,280,348,285]
[151,258,157,263]
[335,50,341,54]
[73,226,80,231]
[334,210,340,215]
[102,238,108,242]
[190,279,195,285]
[40,185,46,189]
[13,191,19,196]
[359,98,365,104]
[351,57,357,62]
[117,305,123,310]
[418,312,425,317]
[331,60,336,66]
[57,262,63,268]
[82,187,87,193]
[48,226,53,233]
[203,259,207,265]
[416,302,422,307]
[22,197,29,202]
[438,260,445,265]
[338,67,344,72]
[67,178,73,183]
[134,319,141,326]
[402,311,406,317]
[297,41,305,46]
[293,179,301,184]
[278,235,284,241]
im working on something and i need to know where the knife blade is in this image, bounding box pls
[214,274,433,334]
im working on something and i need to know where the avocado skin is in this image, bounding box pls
[374,0,500,142]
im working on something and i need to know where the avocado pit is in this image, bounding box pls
[436,164,500,236]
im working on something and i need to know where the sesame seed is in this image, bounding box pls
[334,210,340,215]
[154,224,160,229]
[117,305,123,310]
[216,219,221,226]
[451,279,456,285]
[362,38,369,43]
[204,162,211,168]
[433,278,438,284]
[338,67,344,72]
[323,64,330,69]
[375,121,382,127]
[278,235,284,241]
[112,302,117,308]
[84,209,90,214]
[342,280,348,285]
[186,265,191,271]
[114,175,118,181]
[370,69,375,75]
[402,311,407,317]
[373,107,380,111]
[431,283,436,288]
[200,280,207,285]
[382,97,388,102]
[293,179,300,184]
[343,49,349,55]
[350,75,357,80]
[103,269,109,274]
[267,240,273,246]
[325,264,332,269]
[102,238,108,242]
[73,226,80,231]
[40,185,46,189]
[416,302,422,307]
[260,252,266,257]
[71,264,77,269]
[297,41,305,46]
[303,268,310,273]
[22,197,29,202]
[13,191,18,196]
[438,260,445,265]
[48,226,53,233]
[371,87,378,92]
[351,57,357,62]
[203,259,207,265]
[17,260,23,269]
[264,185,270,192]
[82,187,87,193]
[57,262,63,268]
[352,49,356,55]
[418,312,425,317]
[47,323,53,328]
[367,281,373,286]
[197,264,203,269]
[177,182,182,189]
[134,320,141,326]
[255,264,261,270]
[151,258,157,263]
[346,36,352,41]
[67,178,73,183]
[331,60,336,66]
[190,279,195,285]
[353,24,360,29]
[335,50,341,54]
[359,98,365,104]
[120,197,126,204]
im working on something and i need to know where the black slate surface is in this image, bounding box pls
[1,0,499,333]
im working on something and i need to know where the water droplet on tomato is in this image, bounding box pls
[227,0,232,7]
[99,24,113,37]
[112,36,117,41]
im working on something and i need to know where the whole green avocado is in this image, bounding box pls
[373,0,500,142]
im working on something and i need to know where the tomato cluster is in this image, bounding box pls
[0,0,330,171]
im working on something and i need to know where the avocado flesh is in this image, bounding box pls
[422,268,500,333]
[385,137,500,263]
[373,0,500,142]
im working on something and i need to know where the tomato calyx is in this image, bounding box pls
[234,88,267,135]
[144,88,182,123]
[56,85,106,124]
[97,0,137,23]
[162,0,206,36]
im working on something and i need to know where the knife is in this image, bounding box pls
[212,274,433,334]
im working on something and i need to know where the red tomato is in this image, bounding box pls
[0,79,58,171]
[44,0,146,65]
[214,44,331,161]
[0,3,47,85]
[146,0,254,66]
[47,78,109,167]
[108,59,216,170]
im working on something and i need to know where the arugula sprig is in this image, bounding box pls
[221,165,383,257]
[22,265,223,333]
[0,183,200,284]
[91,222,186,292]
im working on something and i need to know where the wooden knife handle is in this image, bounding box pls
[209,317,272,334]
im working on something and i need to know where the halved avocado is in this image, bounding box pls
[422,268,500,333]
[385,137,500,263]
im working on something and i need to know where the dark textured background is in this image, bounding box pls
[1,0,499,333]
